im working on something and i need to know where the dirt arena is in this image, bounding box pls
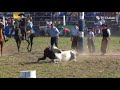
[0,36,120,78]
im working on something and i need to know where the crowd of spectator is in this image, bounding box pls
[0,12,117,37]
[27,12,118,36]
[29,12,117,27]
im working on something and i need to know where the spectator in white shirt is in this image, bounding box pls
[87,28,95,53]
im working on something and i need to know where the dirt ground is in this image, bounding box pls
[0,37,120,78]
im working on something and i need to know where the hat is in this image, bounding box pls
[18,13,25,16]
[74,23,78,26]
[51,23,55,26]
[101,24,107,27]
[0,17,3,19]
[88,27,92,29]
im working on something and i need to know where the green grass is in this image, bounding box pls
[0,36,120,78]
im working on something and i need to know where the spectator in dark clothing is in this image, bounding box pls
[101,24,111,55]
[40,29,45,36]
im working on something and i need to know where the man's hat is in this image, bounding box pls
[88,27,92,29]
[101,24,107,27]
[0,17,3,19]
[88,27,93,29]
[74,23,78,26]
[51,23,55,26]
[18,13,25,16]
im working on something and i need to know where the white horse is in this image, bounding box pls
[51,45,78,63]
[37,45,78,63]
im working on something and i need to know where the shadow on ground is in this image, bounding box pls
[19,60,53,65]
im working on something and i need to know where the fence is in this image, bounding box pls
[30,12,119,32]
[31,15,79,26]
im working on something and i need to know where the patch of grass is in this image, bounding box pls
[0,36,120,78]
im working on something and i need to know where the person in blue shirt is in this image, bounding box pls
[26,18,35,52]
[49,24,60,48]
[71,24,80,50]
[26,18,35,40]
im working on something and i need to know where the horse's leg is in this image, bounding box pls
[0,43,2,56]
[37,53,47,62]
[26,39,30,52]
[18,38,21,52]
[1,42,3,56]
[24,30,27,40]
[29,34,34,52]
[21,28,24,40]
[15,38,20,52]
[19,38,21,48]
[23,27,26,40]
[27,41,30,52]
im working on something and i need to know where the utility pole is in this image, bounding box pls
[63,15,66,26]
[77,12,85,53]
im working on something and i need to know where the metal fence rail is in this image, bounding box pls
[30,12,118,32]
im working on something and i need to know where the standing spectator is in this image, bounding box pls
[116,12,120,24]
[46,26,51,36]
[96,26,101,37]
[66,12,71,23]
[26,18,35,40]
[71,24,79,50]
[5,23,10,37]
[101,24,111,55]
[71,12,78,21]
[40,29,45,36]
[46,20,52,27]
[100,17,106,25]
[11,18,14,31]
[87,28,95,53]
[49,24,60,49]
[0,18,8,42]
